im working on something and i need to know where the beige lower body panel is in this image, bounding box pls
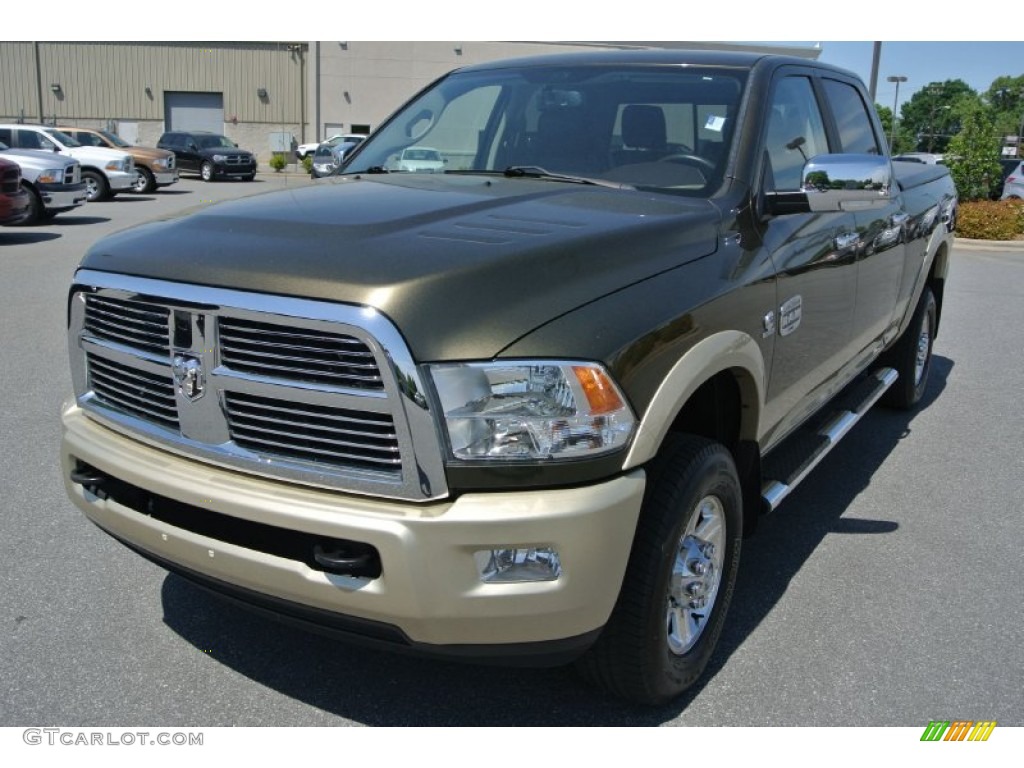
[61,404,645,647]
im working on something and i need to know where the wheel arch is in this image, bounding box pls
[927,240,949,337]
[623,331,766,534]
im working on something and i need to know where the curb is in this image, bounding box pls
[954,237,1024,252]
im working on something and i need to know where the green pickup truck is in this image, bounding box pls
[61,50,957,705]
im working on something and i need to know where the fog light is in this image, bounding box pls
[475,547,562,583]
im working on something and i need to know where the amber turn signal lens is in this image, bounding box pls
[573,366,625,415]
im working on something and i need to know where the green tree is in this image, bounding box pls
[984,75,1024,139]
[900,80,981,153]
[875,103,916,154]
[946,107,1003,201]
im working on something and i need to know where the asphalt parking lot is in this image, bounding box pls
[1,177,1022,726]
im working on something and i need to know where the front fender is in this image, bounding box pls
[623,330,766,469]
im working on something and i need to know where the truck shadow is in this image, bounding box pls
[159,356,952,725]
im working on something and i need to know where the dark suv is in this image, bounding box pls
[157,131,256,182]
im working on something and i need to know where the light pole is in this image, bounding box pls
[887,75,907,153]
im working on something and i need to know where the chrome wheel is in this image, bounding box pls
[666,495,726,655]
[84,174,100,201]
[200,161,213,182]
[914,311,931,386]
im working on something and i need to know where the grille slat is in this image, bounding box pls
[87,353,178,429]
[225,392,401,472]
[219,317,383,389]
[85,295,170,355]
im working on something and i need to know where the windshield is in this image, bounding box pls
[345,63,745,194]
[42,128,80,147]
[196,134,237,149]
[99,130,131,147]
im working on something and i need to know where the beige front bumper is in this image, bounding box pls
[61,404,645,648]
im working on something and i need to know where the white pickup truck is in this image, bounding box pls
[0,124,134,202]
[0,140,87,223]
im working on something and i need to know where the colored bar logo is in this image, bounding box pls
[921,721,997,741]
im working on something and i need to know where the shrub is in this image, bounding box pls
[302,155,313,174]
[945,108,1003,202]
[956,200,1024,240]
[269,153,288,172]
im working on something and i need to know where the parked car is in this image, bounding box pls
[1000,159,1024,200]
[393,146,445,172]
[0,141,86,224]
[58,127,178,194]
[310,140,359,178]
[892,152,945,165]
[0,157,31,225]
[0,124,134,202]
[297,133,366,160]
[157,131,256,182]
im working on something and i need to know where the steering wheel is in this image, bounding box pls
[657,153,717,174]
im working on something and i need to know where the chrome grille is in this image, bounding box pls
[64,164,81,184]
[225,392,400,475]
[225,154,253,166]
[219,317,383,389]
[84,294,171,355]
[167,155,176,170]
[69,272,447,501]
[86,353,179,430]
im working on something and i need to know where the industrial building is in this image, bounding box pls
[0,41,818,162]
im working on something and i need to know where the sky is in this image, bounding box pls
[792,41,1024,114]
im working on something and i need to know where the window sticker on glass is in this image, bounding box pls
[705,115,727,132]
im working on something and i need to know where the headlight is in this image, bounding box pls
[430,362,635,461]
[37,168,63,183]
[151,157,168,168]
[212,154,227,162]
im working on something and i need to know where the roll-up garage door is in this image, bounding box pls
[165,92,224,133]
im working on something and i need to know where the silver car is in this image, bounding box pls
[310,141,359,179]
[1000,160,1024,200]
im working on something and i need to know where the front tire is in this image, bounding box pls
[132,167,156,193]
[880,287,936,410]
[200,161,214,182]
[14,182,43,225]
[576,434,742,705]
[82,170,110,202]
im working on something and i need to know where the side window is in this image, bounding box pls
[0,128,12,146]
[17,129,43,150]
[822,79,880,154]
[765,76,829,191]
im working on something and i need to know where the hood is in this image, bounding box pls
[79,174,721,361]
[0,148,77,171]
[126,145,174,162]
[199,146,253,157]
[62,144,130,164]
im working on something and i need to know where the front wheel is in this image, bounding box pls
[880,286,936,410]
[200,161,214,182]
[82,170,110,202]
[14,182,43,225]
[131,167,156,193]
[576,434,742,705]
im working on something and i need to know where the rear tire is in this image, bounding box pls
[576,434,742,705]
[880,287,936,410]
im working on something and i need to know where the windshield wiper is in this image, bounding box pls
[445,166,632,190]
